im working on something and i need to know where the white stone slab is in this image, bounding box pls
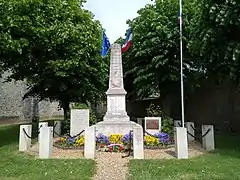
[84,126,96,159]
[19,124,32,151]
[70,109,89,136]
[133,126,144,159]
[144,117,161,134]
[38,122,48,141]
[95,121,139,136]
[202,125,215,151]
[137,118,144,127]
[174,127,188,159]
[186,122,195,142]
[53,120,62,137]
[39,126,53,159]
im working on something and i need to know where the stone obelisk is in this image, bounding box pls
[95,43,139,135]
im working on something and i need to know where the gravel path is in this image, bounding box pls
[27,140,205,180]
[93,152,131,180]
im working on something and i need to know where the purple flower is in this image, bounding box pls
[66,137,76,144]
[154,132,170,144]
[121,132,133,143]
[96,133,109,144]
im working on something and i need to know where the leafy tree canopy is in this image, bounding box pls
[189,0,240,83]
[122,0,201,100]
[0,0,108,112]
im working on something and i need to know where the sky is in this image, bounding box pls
[84,0,153,43]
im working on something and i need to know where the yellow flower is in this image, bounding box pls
[109,134,123,144]
[76,136,85,146]
[144,135,159,146]
[60,137,66,142]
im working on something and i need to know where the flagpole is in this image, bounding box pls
[179,0,185,127]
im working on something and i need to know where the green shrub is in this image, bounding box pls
[161,116,174,134]
[146,103,162,117]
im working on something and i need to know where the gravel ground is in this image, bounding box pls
[93,152,131,180]
[27,140,205,180]
[144,141,205,159]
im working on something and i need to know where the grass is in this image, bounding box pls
[2,123,240,180]
[129,133,240,180]
[0,124,95,180]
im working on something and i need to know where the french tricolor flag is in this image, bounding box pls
[122,27,133,53]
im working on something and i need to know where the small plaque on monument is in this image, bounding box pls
[144,117,161,134]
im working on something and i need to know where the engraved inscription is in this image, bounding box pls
[111,79,121,88]
[146,120,159,130]
[111,64,121,70]
[110,98,117,111]
[74,110,89,124]
[113,70,120,77]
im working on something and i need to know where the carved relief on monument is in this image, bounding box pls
[111,79,121,88]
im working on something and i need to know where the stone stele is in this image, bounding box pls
[95,43,140,135]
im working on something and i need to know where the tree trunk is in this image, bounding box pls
[62,101,70,121]
[228,82,235,132]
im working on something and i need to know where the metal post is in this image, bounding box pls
[179,0,185,127]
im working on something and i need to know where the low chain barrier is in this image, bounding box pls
[187,128,211,139]
[52,126,85,139]
[51,120,85,139]
[177,122,183,127]
[177,122,212,141]
[52,122,64,138]
[22,125,42,139]
[122,130,133,158]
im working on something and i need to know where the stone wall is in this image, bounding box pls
[0,72,63,122]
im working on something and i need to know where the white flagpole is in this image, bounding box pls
[179,0,185,127]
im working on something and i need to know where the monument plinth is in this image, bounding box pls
[95,43,139,135]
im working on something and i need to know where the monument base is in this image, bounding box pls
[95,121,140,135]
[103,111,130,121]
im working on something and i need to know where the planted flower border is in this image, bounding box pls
[54,132,174,152]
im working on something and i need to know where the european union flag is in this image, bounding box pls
[101,31,110,57]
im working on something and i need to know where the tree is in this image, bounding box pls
[189,0,240,82]
[0,0,108,119]
[121,0,202,115]
[188,0,240,130]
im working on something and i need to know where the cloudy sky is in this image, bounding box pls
[84,0,153,43]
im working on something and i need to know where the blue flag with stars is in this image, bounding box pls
[101,31,110,57]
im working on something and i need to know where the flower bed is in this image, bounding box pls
[54,132,174,152]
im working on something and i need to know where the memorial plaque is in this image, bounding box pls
[146,119,159,130]
[144,117,161,134]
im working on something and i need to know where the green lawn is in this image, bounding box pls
[2,124,240,180]
[129,133,240,180]
[0,124,95,180]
